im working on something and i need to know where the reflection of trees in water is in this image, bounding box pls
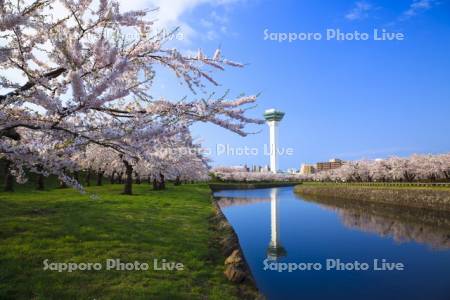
[299,194,450,250]
[216,197,271,208]
[339,210,450,249]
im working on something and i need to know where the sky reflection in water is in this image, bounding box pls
[215,187,450,300]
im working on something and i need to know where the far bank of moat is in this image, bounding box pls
[294,183,450,211]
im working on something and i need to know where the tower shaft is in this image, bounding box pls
[268,120,279,174]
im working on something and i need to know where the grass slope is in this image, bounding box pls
[299,182,450,191]
[0,183,240,299]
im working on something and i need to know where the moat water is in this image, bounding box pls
[214,187,450,300]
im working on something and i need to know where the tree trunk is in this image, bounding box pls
[159,173,165,190]
[37,174,45,190]
[3,160,14,192]
[86,168,92,186]
[97,170,104,186]
[123,160,133,195]
[110,171,116,184]
[135,172,141,184]
[59,179,68,188]
[74,171,79,182]
[174,175,181,186]
[152,177,159,190]
[59,167,68,188]
[404,171,416,182]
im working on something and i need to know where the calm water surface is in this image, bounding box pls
[214,187,450,300]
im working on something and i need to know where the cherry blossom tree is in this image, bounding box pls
[1,0,263,190]
[1,127,82,191]
[302,153,450,183]
[72,125,209,194]
[439,153,450,180]
[211,167,300,182]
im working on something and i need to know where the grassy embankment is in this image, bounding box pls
[0,183,247,299]
[297,181,450,190]
[295,182,450,211]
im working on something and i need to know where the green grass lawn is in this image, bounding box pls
[0,183,241,299]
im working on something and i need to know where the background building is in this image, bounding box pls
[300,164,316,175]
[316,158,344,172]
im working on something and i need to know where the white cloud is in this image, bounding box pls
[118,0,242,42]
[200,18,214,28]
[210,10,229,24]
[220,25,228,34]
[345,1,373,21]
[122,0,236,27]
[401,0,437,19]
[206,30,219,40]
[31,0,239,43]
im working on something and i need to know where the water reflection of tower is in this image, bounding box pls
[267,188,287,260]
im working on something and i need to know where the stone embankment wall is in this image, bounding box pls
[210,198,263,299]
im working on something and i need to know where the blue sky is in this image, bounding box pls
[147,0,450,169]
